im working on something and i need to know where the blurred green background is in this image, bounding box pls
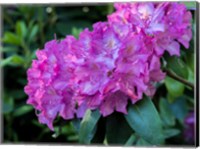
[0,2,196,145]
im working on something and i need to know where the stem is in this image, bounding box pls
[164,69,194,90]
[21,40,29,55]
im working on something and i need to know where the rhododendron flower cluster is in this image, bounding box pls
[24,2,192,130]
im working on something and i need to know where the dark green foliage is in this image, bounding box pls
[125,98,164,145]
[105,113,133,145]
[79,109,101,144]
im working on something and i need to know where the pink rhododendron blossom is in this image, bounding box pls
[25,40,77,130]
[108,2,192,56]
[25,2,192,130]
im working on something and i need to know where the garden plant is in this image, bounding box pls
[1,2,196,146]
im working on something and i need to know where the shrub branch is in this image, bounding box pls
[164,69,194,90]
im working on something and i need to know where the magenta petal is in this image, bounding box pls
[178,29,192,49]
[100,91,128,116]
[145,84,156,97]
[100,98,114,117]
[114,91,128,114]
[76,102,87,118]
[148,23,165,33]
[59,104,74,120]
[59,91,75,120]
[38,112,54,131]
[155,45,165,56]
[166,41,180,56]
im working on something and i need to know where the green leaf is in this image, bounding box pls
[79,109,101,144]
[72,27,83,39]
[10,55,25,65]
[125,134,136,146]
[72,118,81,133]
[62,122,77,135]
[31,50,37,59]
[3,32,21,45]
[0,55,25,67]
[186,53,194,72]
[0,57,13,67]
[106,113,133,145]
[163,128,180,139]
[124,97,164,145]
[168,96,188,122]
[13,105,33,117]
[67,135,79,141]
[51,126,61,138]
[3,96,14,114]
[28,25,39,43]
[183,2,196,9]
[0,47,17,53]
[185,52,194,84]
[166,56,188,79]
[16,21,27,39]
[103,137,108,145]
[159,98,175,127]
[107,4,114,14]
[136,137,151,146]
[187,67,194,84]
[165,76,185,98]
[167,93,176,103]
